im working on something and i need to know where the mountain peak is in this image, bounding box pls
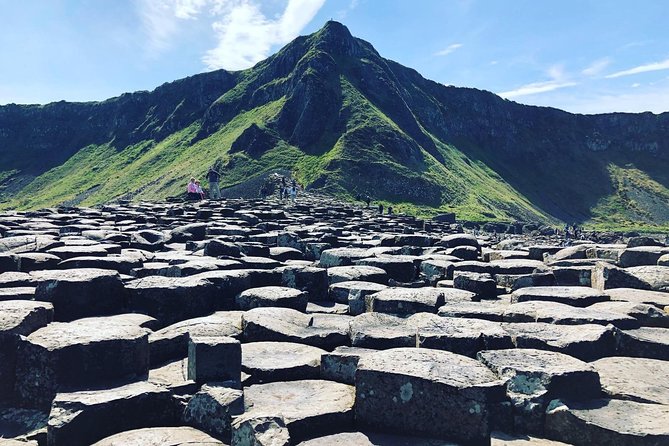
[312,20,367,57]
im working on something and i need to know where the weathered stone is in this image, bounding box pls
[231,415,290,446]
[297,431,458,445]
[0,287,36,301]
[349,313,416,349]
[242,341,324,384]
[438,300,508,322]
[129,229,169,251]
[615,326,669,359]
[0,407,47,443]
[489,259,547,276]
[47,381,178,446]
[327,265,388,285]
[149,311,243,366]
[235,286,308,312]
[591,356,669,405]
[242,380,354,443]
[126,276,218,327]
[269,247,304,261]
[453,271,497,298]
[57,255,143,275]
[183,384,243,441]
[204,239,242,257]
[319,248,371,267]
[148,358,195,394]
[503,301,637,328]
[545,399,669,446]
[510,286,609,308]
[420,259,455,283]
[367,287,474,315]
[478,349,600,433]
[356,348,506,444]
[91,426,225,445]
[188,335,241,384]
[618,246,669,267]
[588,301,669,327]
[280,266,329,301]
[605,287,669,308]
[0,300,54,402]
[438,234,480,249]
[33,268,125,321]
[500,322,616,361]
[242,307,349,350]
[15,315,150,409]
[355,256,416,282]
[320,346,376,385]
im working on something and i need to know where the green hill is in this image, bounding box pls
[1,21,668,230]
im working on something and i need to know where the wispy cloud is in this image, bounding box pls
[499,63,577,99]
[137,0,326,69]
[337,0,360,19]
[605,58,669,78]
[582,57,611,76]
[434,43,463,57]
[499,80,577,99]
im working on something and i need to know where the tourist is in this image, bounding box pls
[186,177,199,200]
[279,177,287,200]
[378,203,384,214]
[195,180,205,200]
[289,185,297,202]
[387,206,393,215]
[206,167,221,200]
[365,195,371,208]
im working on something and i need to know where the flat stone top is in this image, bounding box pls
[330,281,388,291]
[407,313,508,337]
[298,431,458,445]
[52,381,166,407]
[31,268,121,282]
[478,349,594,376]
[607,288,669,307]
[512,286,609,299]
[501,322,611,344]
[26,315,149,350]
[621,326,669,343]
[243,379,355,422]
[371,287,473,302]
[490,432,572,445]
[242,341,325,369]
[357,348,502,388]
[549,398,669,436]
[125,275,213,290]
[591,356,669,405]
[189,335,238,346]
[150,311,243,341]
[243,307,312,326]
[90,426,224,445]
[0,300,53,334]
[238,286,304,298]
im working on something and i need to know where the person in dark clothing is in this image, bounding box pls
[207,167,222,200]
[378,203,384,214]
[365,196,371,208]
[279,177,287,200]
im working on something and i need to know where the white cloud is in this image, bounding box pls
[582,57,611,76]
[137,0,326,69]
[434,43,463,57]
[499,80,577,99]
[632,83,641,88]
[499,63,577,99]
[605,58,669,79]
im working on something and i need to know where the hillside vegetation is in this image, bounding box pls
[1,21,668,230]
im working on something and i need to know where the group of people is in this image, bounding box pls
[186,167,221,201]
[278,176,299,202]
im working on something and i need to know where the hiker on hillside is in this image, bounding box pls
[187,177,200,200]
[378,203,384,214]
[207,166,222,200]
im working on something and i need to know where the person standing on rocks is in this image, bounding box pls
[206,166,222,200]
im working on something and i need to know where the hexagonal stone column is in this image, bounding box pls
[15,315,150,409]
[355,348,507,444]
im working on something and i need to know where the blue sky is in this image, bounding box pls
[1,0,668,114]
